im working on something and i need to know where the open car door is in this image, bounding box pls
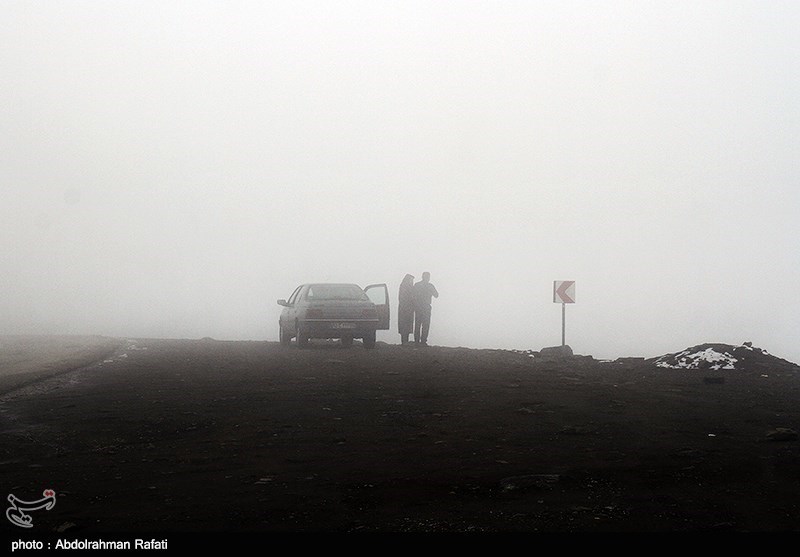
[364,283,390,330]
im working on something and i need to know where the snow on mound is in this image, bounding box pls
[655,347,737,370]
[652,342,797,372]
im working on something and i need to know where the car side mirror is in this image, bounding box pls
[277,299,290,307]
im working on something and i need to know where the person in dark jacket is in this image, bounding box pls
[398,274,415,345]
[413,272,439,346]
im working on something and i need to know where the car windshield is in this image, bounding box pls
[307,284,368,301]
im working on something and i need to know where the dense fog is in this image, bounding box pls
[3,1,798,362]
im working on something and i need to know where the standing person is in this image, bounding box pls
[398,274,415,345]
[413,272,439,346]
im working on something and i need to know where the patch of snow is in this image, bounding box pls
[656,348,737,370]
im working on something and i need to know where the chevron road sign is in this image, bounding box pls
[553,281,575,304]
[553,281,576,347]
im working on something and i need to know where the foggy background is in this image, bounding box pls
[2,1,798,363]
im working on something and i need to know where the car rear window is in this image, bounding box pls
[307,285,368,301]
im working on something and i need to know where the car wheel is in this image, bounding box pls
[341,335,353,347]
[296,323,308,348]
[279,322,291,346]
[362,330,376,349]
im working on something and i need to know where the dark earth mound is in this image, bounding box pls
[647,342,800,373]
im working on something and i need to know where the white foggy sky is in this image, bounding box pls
[2,1,799,362]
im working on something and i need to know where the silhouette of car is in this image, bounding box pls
[277,283,389,348]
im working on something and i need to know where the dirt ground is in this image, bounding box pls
[1,336,800,539]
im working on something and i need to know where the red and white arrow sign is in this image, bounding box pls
[553,281,575,304]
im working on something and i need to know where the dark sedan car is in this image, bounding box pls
[277,283,389,348]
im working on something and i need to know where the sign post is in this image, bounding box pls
[553,281,576,347]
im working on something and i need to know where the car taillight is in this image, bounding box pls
[307,309,323,319]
